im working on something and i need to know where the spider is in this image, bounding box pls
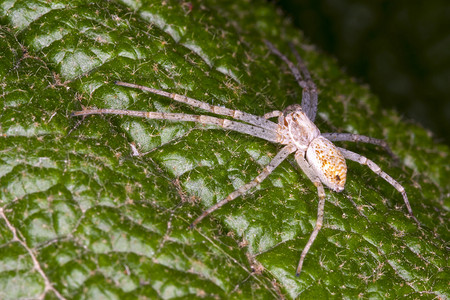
[72,40,419,276]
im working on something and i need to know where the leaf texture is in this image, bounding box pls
[0,0,448,299]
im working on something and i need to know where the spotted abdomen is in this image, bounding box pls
[306,136,347,192]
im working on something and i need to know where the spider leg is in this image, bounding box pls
[263,110,283,119]
[338,147,420,226]
[190,144,297,228]
[322,133,398,160]
[72,109,279,143]
[264,40,317,122]
[294,152,326,276]
[264,104,305,121]
[115,81,278,131]
[289,43,318,122]
[264,40,306,89]
[282,104,303,115]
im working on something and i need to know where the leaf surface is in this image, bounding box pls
[0,0,448,298]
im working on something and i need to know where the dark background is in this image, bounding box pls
[276,0,450,145]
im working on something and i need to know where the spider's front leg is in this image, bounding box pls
[264,40,319,122]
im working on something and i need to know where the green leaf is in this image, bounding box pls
[0,0,448,298]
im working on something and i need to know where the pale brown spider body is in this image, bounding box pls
[275,106,347,192]
[72,40,418,276]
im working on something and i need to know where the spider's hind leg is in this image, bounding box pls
[338,147,420,226]
[322,133,399,162]
[294,152,327,276]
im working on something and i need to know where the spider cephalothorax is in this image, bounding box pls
[277,109,320,150]
[72,40,418,277]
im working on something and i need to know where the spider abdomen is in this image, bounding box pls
[306,136,347,192]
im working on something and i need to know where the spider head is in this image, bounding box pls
[306,136,347,192]
[279,110,320,151]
